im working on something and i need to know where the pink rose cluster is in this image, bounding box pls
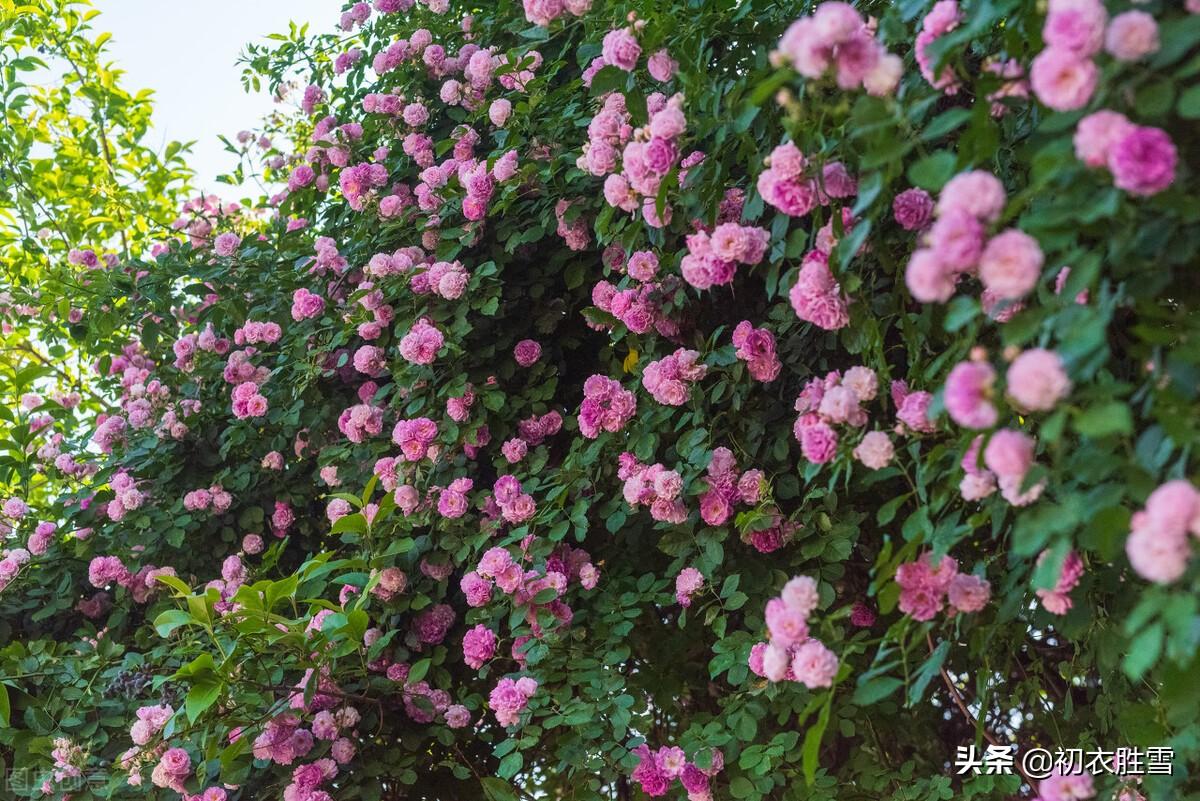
[463,544,597,618]
[641,348,707,406]
[756,142,857,219]
[522,0,590,28]
[586,91,694,228]
[233,320,282,346]
[554,198,590,250]
[1125,480,1200,585]
[183,485,233,514]
[398,318,445,365]
[370,567,408,602]
[674,567,704,607]
[896,552,991,621]
[916,0,964,92]
[582,92,633,178]
[337,403,384,443]
[788,250,850,331]
[338,161,389,211]
[630,744,723,800]
[906,170,1045,306]
[283,758,339,801]
[392,417,438,462]
[590,279,677,337]
[489,475,537,525]
[792,366,881,465]
[150,747,191,793]
[1035,549,1085,615]
[1031,1,1160,112]
[944,348,1069,431]
[291,288,326,321]
[748,575,839,689]
[462,623,497,669]
[618,453,687,524]
[130,704,173,746]
[891,379,936,435]
[959,430,1046,506]
[105,470,145,522]
[435,477,473,519]
[411,259,469,299]
[489,676,537,726]
[731,320,781,382]
[363,246,420,278]
[251,713,315,766]
[679,222,769,290]
[1074,110,1177,197]
[775,1,903,96]
[231,380,269,419]
[695,446,763,527]
[578,374,636,438]
[516,410,563,448]
[0,547,30,593]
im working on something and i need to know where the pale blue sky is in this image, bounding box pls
[98,1,339,197]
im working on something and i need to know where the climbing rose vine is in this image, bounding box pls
[2,0,1200,799]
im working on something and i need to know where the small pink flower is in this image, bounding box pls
[978,229,1044,301]
[513,339,542,367]
[944,361,997,429]
[790,639,838,689]
[853,431,894,469]
[892,188,934,231]
[1105,11,1159,62]
[1109,126,1177,197]
[1006,349,1071,412]
[1073,110,1133,168]
[1030,47,1097,112]
[213,232,241,256]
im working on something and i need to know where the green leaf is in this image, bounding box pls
[1074,402,1132,438]
[531,587,559,604]
[0,683,10,727]
[155,574,192,595]
[919,108,972,142]
[497,751,523,780]
[1123,623,1163,681]
[852,676,903,705]
[906,151,957,191]
[588,66,627,96]
[331,513,367,535]
[802,694,833,785]
[480,777,520,801]
[186,676,222,722]
[409,657,431,684]
[729,777,755,799]
[1177,83,1200,119]
[908,640,949,706]
[153,609,196,637]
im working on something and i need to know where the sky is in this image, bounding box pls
[98,1,339,198]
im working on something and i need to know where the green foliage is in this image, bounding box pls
[1,0,1199,800]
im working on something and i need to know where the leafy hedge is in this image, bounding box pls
[2,0,1200,799]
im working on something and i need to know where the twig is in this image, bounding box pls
[926,633,1035,787]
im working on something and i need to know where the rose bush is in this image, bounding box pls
[2,0,1200,799]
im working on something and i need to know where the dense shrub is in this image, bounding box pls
[2,0,1200,799]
